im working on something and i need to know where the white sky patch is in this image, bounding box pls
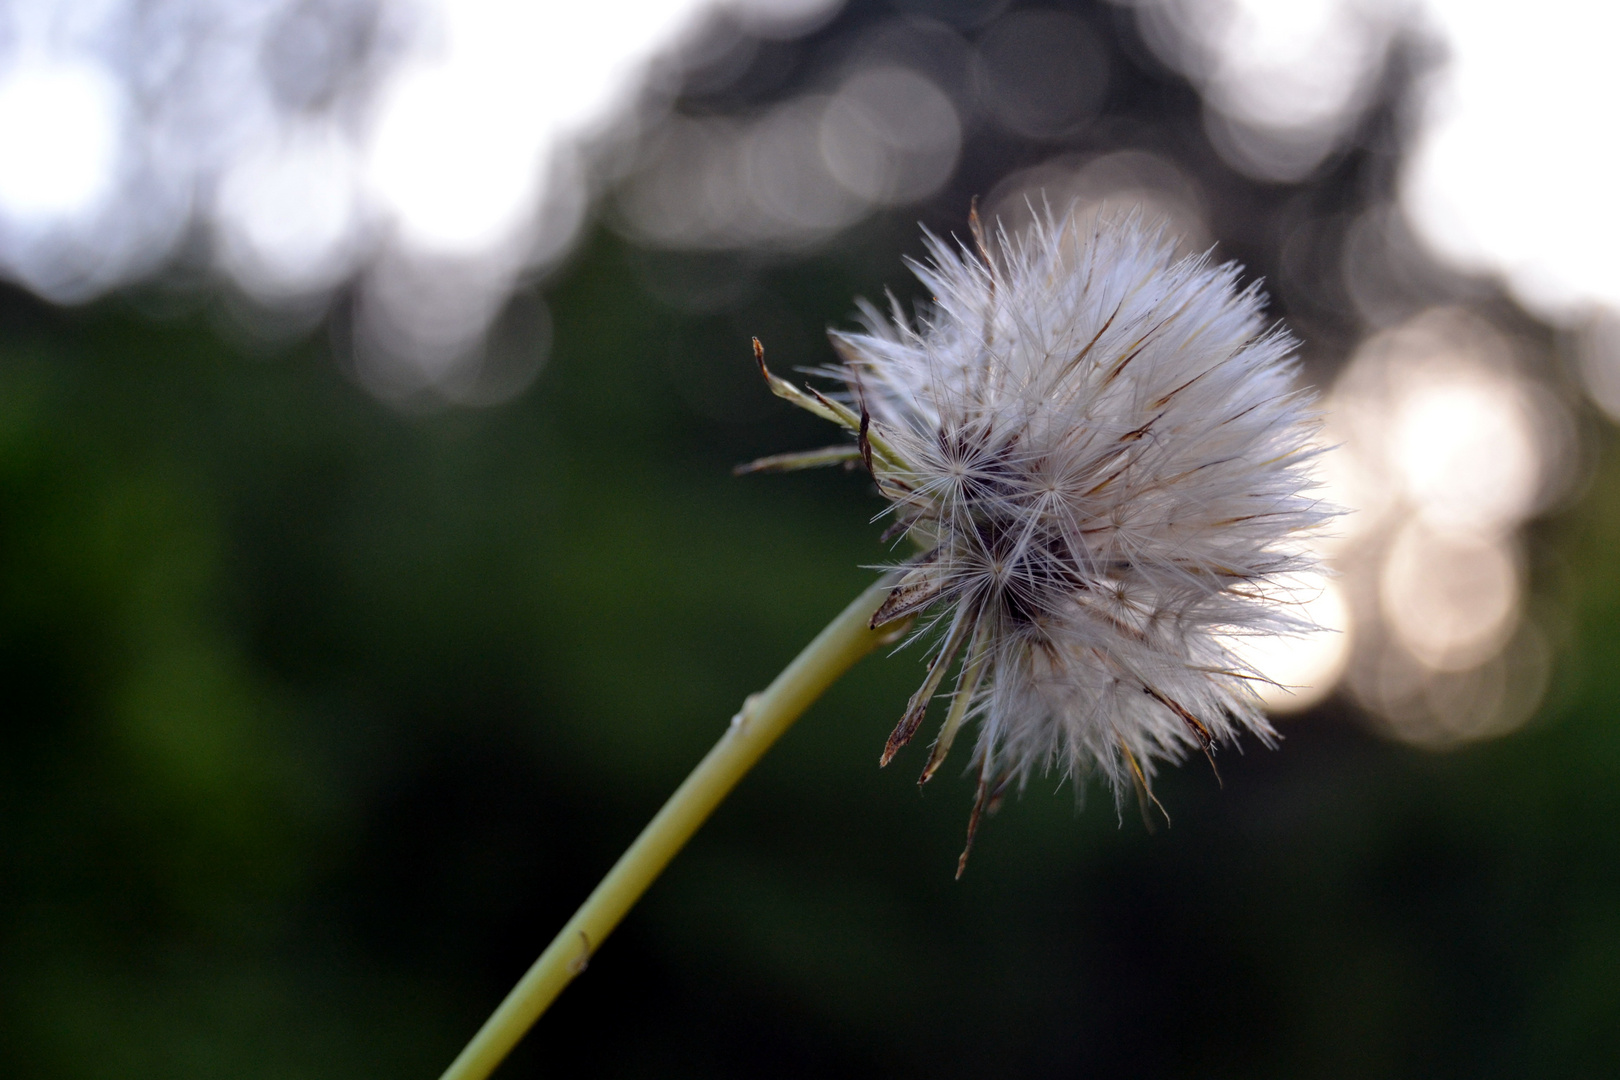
[1192,0,1398,132]
[1388,362,1541,536]
[1128,0,1408,181]
[216,120,360,297]
[1401,0,1620,320]
[1227,576,1352,714]
[363,1,714,258]
[1131,0,1620,317]
[0,54,123,227]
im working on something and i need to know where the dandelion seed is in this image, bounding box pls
[745,206,1330,871]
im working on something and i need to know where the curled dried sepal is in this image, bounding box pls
[956,764,1009,880]
[749,338,910,476]
[868,547,943,628]
[880,609,974,766]
[1119,734,1170,832]
[919,622,991,786]
[733,445,863,475]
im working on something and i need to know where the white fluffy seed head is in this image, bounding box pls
[748,207,1330,849]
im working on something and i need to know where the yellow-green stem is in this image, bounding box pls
[436,579,895,1080]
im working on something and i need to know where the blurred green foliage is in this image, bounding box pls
[3,224,1619,1079]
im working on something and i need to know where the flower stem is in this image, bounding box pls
[436,579,896,1080]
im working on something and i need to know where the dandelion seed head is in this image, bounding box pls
[747,206,1330,850]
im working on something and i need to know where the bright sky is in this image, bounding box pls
[1167,0,1620,320]
[0,54,123,223]
[362,1,708,257]
[0,0,1613,336]
[0,0,838,301]
[1401,0,1620,321]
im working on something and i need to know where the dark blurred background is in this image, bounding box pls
[4,0,1620,1076]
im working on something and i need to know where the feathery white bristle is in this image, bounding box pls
[753,207,1331,852]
